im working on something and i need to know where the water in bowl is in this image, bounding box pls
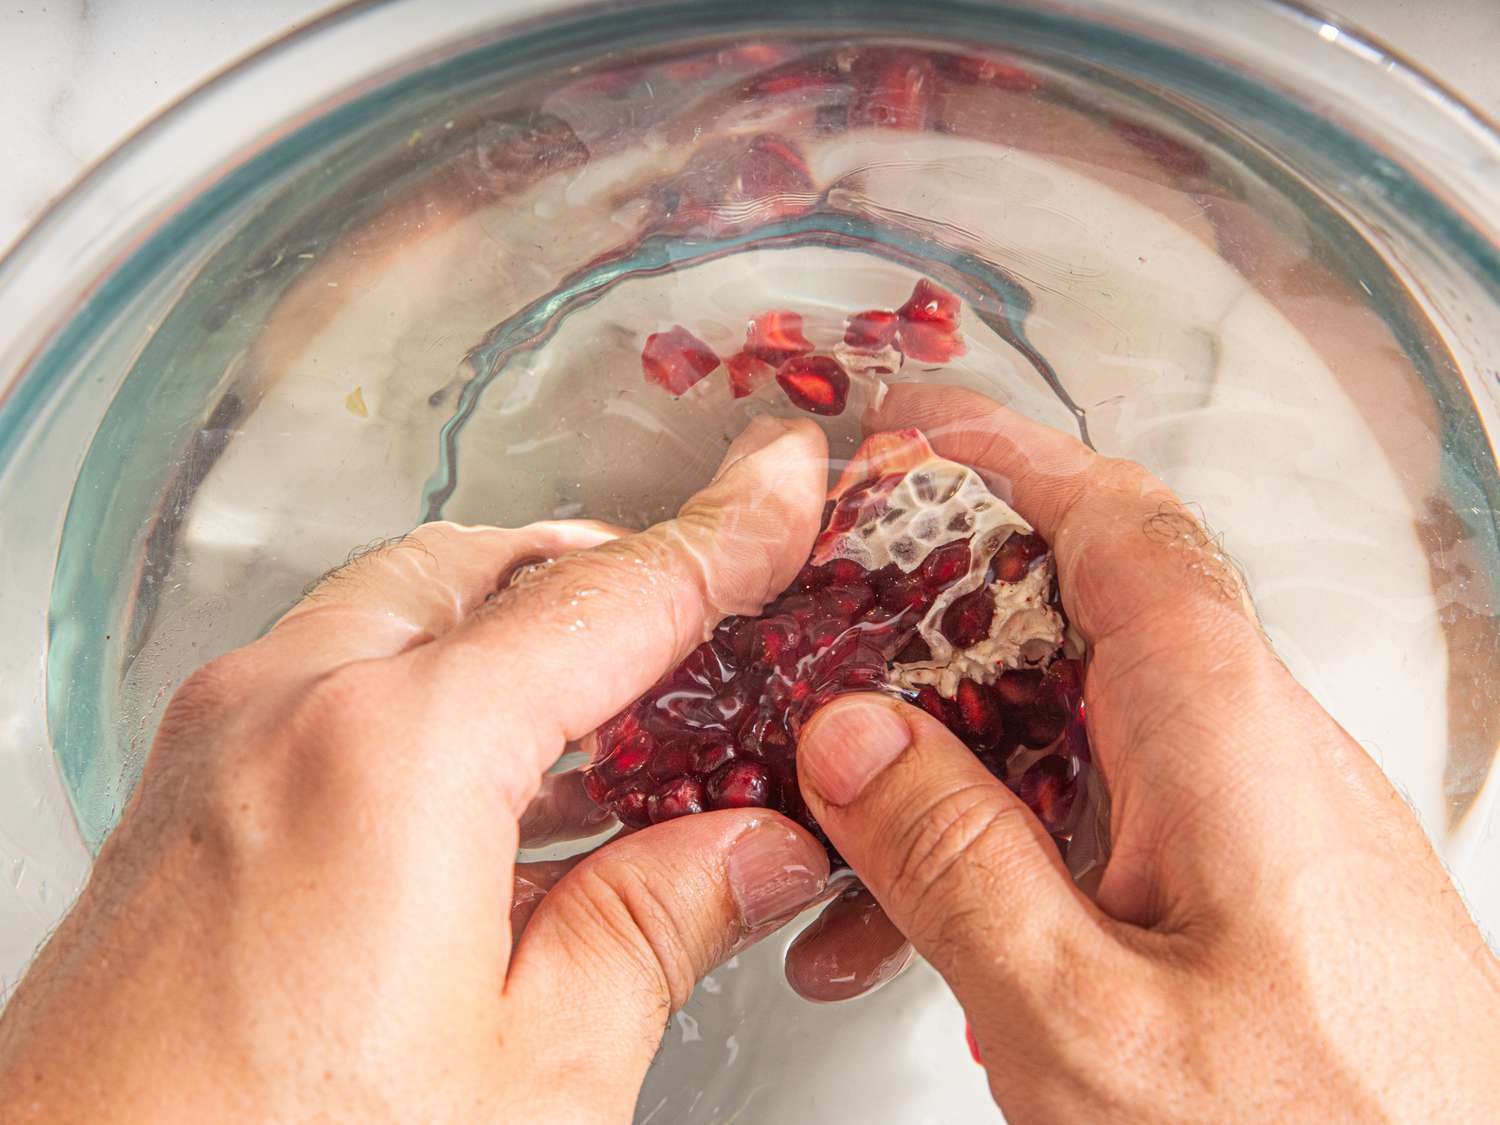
[46,37,1498,1123]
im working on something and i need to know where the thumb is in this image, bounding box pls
[797,695,1113,1049]
[504,811,829,1096]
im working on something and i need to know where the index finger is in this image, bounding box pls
[407,415,830,791]
[864,385,1301,807]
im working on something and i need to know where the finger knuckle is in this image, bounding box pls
[887,784,1034,949]
[156,650,260,741]
[286,661,401,746]
[1092,454,1165,501]
[558,865,701,1022]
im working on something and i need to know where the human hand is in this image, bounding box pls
[0,416,839,1123]
[795,384,1500,1120]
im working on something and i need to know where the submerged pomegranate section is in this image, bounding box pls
[586,430,1089,858]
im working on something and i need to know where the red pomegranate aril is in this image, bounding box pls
[1017,709,1066,749]
[951,54,1041,93]
[583,767,611,805]
[747,65,842,97]
[756,618,800,667]
[708,761,772,809]
[725,351,775,399]
[647,740,695,782]
[826,558,868,585]
[1109,118,1211,178]
[824,581,875,617]
[657,132,815,236]
[649,776,708,822]
[995,531,1048,582]
[742,134,816,197]
[851,53,933,131]
[745,309,815,364]
[613,787,652,828]
[955,679,1003,745]
[996,667,1042,709]
[907,686,947,724]
[641,325,720,395]
[1017,755,1079,834]
[598,731,653,783]
[1026,658,1083,724]
[895,634,933,664]
[693,741,736,774]
[897,278,962,326]
[940,585,995,647]
[921,540,972,585]
[776,354,851,416]
[878,574,929,613]
[897,318,966,364]
[844,308,900,349]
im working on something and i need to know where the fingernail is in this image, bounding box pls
[799,698,912,806]
[712,416,793,481]
[728,821,829,930]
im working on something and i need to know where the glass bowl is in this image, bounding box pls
[2,1,1497,1120]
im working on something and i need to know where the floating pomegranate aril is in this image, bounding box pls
[775,354,851,416]
[745,309,815,365]
[654,132,816,237]
[946,53,1042,94]
[640,325,720,395]
[586,429,1090,861]
[850,51,935,131]
[844,309,900,350]
[894,278,966,362]
[725,351,775,399]
[897,278,963,327]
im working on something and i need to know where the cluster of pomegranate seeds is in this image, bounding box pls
[585,430,1088,862]
[639,278,968,414]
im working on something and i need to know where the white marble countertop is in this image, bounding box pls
[2,0,1499,255]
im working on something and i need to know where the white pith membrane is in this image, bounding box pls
[810,431,1067,698]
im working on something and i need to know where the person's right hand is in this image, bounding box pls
[795,384,1500,1121]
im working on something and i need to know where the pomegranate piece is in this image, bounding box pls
[650,776,707,822]
[1109,118,1211,178]
[897,278,962,326]
[655,132,815,236]
[948,53,1041,93]
[895,278,966,363]
[897,319,966,363]
[745,309,815,365]
[641,326,720,395]
[850,52,935,131]
[775,354,851,416]
[1016,754,1080,834]
[844,309,900,350]
[725,351,775,399]
[587,430,1089,859]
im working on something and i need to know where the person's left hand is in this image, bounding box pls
[0,416,838,1123]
